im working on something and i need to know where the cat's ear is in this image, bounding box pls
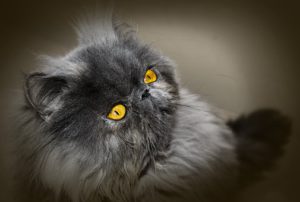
[24,72,68,122]
[73,10,138,45]
[112,16,138,42]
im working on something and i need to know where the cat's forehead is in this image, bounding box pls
[77,43,145,74]
[61,43,148,106]
[56,41,176,100]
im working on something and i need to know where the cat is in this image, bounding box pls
[13,14,291,202]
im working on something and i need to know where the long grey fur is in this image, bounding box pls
[13,12,291,202]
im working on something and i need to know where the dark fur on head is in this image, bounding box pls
[15,12,291,202]
[19,16,178,201]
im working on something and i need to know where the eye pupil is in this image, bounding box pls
[144,69,157,84]
[107,104,126,121]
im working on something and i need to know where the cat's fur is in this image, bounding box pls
[14,14,291,202]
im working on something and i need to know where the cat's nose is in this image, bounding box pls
[141,88,151,100]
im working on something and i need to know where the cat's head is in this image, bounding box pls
[22,16,179,199]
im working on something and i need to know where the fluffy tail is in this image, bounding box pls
[227,109,292,187]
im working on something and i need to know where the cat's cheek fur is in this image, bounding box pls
[135,89,239,202]
[38,145,110,201]
[150,81,174,100]
[14,13,291,202]
[36,129,145,201]
[39,148,83,201]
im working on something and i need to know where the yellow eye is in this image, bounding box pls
[107,104,126,120]
[144,69,157,84]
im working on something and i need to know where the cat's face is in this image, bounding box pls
[49,41,179,168]
[23,20,179,198]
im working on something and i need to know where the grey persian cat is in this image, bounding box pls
[14,14,291,202]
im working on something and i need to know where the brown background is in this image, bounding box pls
[0,0,299,201]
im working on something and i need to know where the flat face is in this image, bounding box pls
[43,38,179,180]
[1,2,298,202]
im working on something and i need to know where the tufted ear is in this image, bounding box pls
[73,9,139,45]
[24,72,68,121]
[112,16,138,42]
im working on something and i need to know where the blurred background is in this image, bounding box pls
[0,0,299,201]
